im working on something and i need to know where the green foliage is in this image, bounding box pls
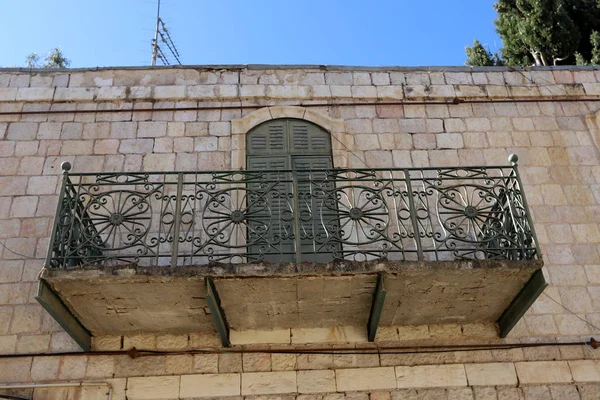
[495,0,579,66]
[576,52,589,65]
[465,40,495,66]
[591,30,600,63]
[25,47,70,69]
[467,0,600,66]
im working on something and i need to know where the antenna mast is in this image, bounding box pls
[151,0,161,66]
[151,0,182,66]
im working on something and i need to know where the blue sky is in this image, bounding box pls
[1,0,502,68]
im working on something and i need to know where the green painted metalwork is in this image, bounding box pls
[497,269,548,338]
[45,162,541,268]
[35,280,92,351]
[205,277,231,348]
[367,273,387,342]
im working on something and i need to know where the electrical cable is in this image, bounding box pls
[541,292,600,333]
[0,338,597,360]
[0,240,35,259]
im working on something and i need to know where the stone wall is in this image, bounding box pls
[1,65,600,396]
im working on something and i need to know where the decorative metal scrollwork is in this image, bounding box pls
[46,165,540,268]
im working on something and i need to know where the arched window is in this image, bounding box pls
[246,118,335,262]
[246,118,333,170]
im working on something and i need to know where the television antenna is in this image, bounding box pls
[151,0,182,66]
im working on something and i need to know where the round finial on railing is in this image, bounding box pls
[61,161,72,173]
[508,154,519,166]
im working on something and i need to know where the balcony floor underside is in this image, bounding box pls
[41,259,543,338]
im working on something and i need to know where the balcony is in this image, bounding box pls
[38,158,545,350]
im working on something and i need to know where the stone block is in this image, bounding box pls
[126,376,180,400]
[0,335,17,353]
[464,363,517,386]
[180,373,241,398]
[154,85,186,99]
[138,121,167,137]
[240,85,265,97]
[266,85,310,99]
[54,87,95,101]
[96,86,127,100]
[0,357,32,383]
[16,87,55,101]
[569,360,600,382]
[111,121,138,138]
[326,72,353,85]
[219,353,243,373]
[336,367,397,391]
[164,355,193,375]
[59,356,88,380]
[215,84,238,98]
[0,260,24,283]
[0,141,16,157]
[436,133,464,149]
[241,371,297,395]
[291,326,367,344]
[515,361,572,384]
[8,122,38,140]
[143,153,175,170]
[156,333,188,350]
[297,370,336,393]
[61,140,93,155]
[194,136,218,151]
[208,121,230,136]
[27,175,58,195]
[16,334,50,353]
[352,86,377,98]
[372,72,391,85]
[86,355,116,378]
[445,72,473,85]
[193,354,219,373]
[94,139,120,154]
[272,353,297,371]
[31,356,60,381]
[376,86,404,99]
[93,335,122,351]
[231,329,291,345]
[119,139,153,154]
[0,88,17,101]
[355,134,380,150]
[243,352,271,372]
[395,364,467,388]
[398,119,426,133]
[10,305,41,333]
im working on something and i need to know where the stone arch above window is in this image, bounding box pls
[230,106,350,170]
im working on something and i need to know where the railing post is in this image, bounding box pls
[404,169,424,260]
[45,161,71,268]
[171,173,183,267]
[292,172,302,264]
[509,154,541,259]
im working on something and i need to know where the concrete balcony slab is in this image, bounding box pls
[40,258,543,345]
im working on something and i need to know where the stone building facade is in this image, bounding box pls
[0,65,600,399]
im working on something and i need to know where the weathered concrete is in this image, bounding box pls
[45,274,214,335]
[43,259,541,336]
[380,267,537,325]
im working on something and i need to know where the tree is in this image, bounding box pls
[497,0,579,66]
[25,47,70,68]
[466,0,600,66]
[465,39,503,66]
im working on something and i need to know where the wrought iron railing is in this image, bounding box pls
[46,157,540,269]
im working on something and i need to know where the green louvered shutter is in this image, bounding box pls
[290,119,332,154]
[246,156,293,262]
[292,156,338,262]
[247,119,334,263]
[247,120,288,156]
